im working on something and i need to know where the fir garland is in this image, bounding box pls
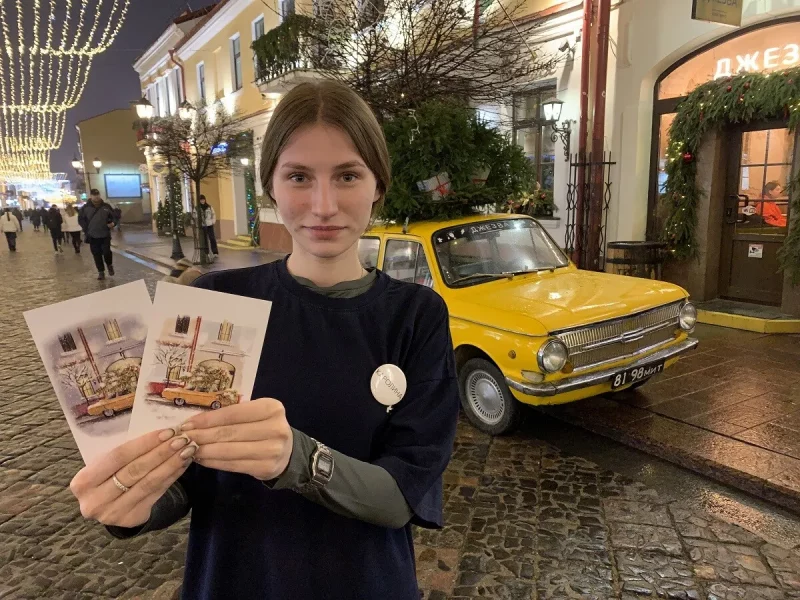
[662,67,800,280]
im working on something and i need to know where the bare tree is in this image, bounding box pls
[59,360,94,401]
[142,102,247,264]
[253,0,560,120]
[154,342,189,385]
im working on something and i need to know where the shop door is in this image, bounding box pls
[720,125,795,305]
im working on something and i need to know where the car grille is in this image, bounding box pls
[554,302,683,370]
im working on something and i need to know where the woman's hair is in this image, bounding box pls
[260,81,390,219]
[66,204,76,216]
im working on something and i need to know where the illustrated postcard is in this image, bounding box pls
[127,282,272,438]
[24,281,152,465]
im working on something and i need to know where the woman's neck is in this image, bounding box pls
[286,246,366,287]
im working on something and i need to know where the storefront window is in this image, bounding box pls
[656,113,676,196]
[512,88,557,190]
[659,21,800,100]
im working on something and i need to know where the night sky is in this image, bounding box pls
[53,0,199,179]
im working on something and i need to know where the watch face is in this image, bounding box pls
[317,454,333,478]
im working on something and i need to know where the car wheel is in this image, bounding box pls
[103,408,115,418]
[210,400,221,410]
[173,397,185,406]
[458,358,522,436]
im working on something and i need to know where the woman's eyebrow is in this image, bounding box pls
[278,160,366,170]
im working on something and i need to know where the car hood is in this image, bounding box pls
[446,267,687,337]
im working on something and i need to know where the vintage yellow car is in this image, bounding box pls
[87,392,135,418]
[160,387,239,410]
[360,214,698,434]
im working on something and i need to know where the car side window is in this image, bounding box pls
[358,237,380,269]
[384,240,434,288]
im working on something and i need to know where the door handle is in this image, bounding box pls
[725,194,748,224]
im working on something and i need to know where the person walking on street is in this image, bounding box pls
[112,205,122,232]
[198,195,219,258]
[62,204,83,254]
[79,189,115,280]
[1,208,21,252]
[40,207,49,233]
[48,205,64,254]
[12,207,24,232]
[31,209,41,232]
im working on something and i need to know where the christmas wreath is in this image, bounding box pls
[662,66,800,281]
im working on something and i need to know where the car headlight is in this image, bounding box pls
[679,301,697,331]
[537,338,569,373]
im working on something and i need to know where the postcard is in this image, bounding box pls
[23,281,152,465]
[127,282,272,438]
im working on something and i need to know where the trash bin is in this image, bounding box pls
[605,241,667,280]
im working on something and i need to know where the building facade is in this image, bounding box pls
[75,108,152,222]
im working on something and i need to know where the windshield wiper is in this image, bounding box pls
[449,273,506,285]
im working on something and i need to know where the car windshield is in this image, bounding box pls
[433,218,569,287]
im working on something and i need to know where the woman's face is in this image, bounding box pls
[271,123,380,261]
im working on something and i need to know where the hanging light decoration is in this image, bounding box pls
[0,0,131,163]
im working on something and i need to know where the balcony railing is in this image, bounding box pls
[251,14,338,84]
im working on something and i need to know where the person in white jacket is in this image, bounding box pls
[1,208,21,252]
[62,204,83,254]
[198,195,219,257]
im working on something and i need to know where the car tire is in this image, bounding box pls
[210,400,221,410]
[173,397,185,407]
[103,408,114,418]
[458,358,522,436]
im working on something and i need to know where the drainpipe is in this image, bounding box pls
[587,0,610,271]
[169,49,187,103]
[574,0,593,266]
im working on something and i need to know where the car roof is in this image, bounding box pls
[365,213,533,237]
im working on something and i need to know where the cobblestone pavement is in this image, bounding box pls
[1,232,799,599]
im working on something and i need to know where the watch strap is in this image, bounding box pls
[292,438,334,494]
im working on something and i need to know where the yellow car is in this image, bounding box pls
[87,392,135,418]
[160,387,239,410]
[361,214,698,435]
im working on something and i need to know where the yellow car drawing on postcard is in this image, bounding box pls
[360,214,698,435]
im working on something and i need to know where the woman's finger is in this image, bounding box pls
[186,420,277,446]
[71,428,176,494]
[194,440,280,462]
[181,398,284,433]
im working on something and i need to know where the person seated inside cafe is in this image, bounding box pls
[759,181,787,228]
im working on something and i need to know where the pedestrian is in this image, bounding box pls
[12,207,24,232]
[67,80,459,600]
[1,208,21,252]
[62,204,83,254]
[78,189,115,280]
[112,205,122,232]
[40,207,49,233]
[30,209,41,231]
[198,195,218,259]
[48,205,64,254]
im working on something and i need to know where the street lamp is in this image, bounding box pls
[542,99,573,162]
[92,158,102,169]
[135,97,155,120]
[240,157,250,166]
[71,155,101,191]
[178,101,197,122]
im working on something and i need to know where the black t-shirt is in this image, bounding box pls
[181,257,459,599]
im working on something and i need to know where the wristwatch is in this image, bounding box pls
[293,438,334,494]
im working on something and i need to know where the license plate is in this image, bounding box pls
[611,361,665,390]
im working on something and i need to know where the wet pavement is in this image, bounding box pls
[547,325,800,513]
[110,224,284,275]
[2,231,800,599]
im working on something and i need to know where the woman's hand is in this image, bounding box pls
[180,398,293,481]
[69,428,197,529]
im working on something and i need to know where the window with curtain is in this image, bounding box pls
[252,17,265,77]
[511,87,557,190]
[197,63,206,103]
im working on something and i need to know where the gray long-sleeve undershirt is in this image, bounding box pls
[107,270,413,540]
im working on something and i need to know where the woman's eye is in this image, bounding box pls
[341,173,358,183]
[289,173,307,183]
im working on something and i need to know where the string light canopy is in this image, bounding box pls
[0,0,131,156]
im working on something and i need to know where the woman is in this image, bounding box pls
[30,209,41,232]
[62,204,83,253]
[47,205,64,253]
[198,195,218,258]
[69,81,459,600]
[1,208,20,251]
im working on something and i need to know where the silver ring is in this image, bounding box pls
[112,474,130,493]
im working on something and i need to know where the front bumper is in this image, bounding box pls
[505,338,699,397]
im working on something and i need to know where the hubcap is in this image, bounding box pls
[466,370,505,425]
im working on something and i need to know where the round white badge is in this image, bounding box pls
[371,364,407,412]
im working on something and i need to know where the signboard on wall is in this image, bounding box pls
[692,0,743,27]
